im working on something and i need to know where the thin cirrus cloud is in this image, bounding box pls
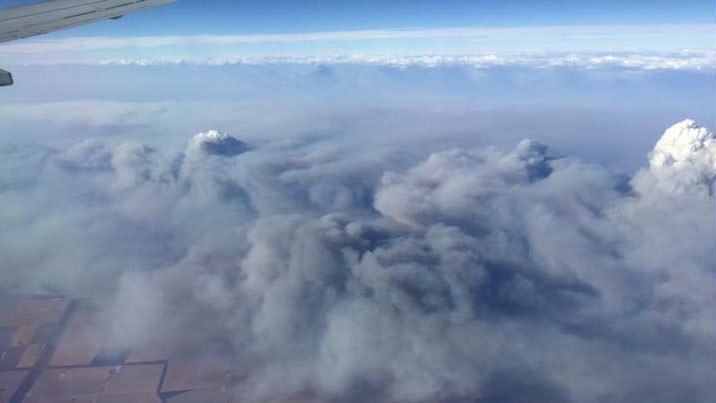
[1,24,712,63]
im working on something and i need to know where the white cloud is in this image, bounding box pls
[6,52,714,71]
[2,24,712,53]
[633,119,716,194]
[650,119,715,169]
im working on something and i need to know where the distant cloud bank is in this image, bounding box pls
[86,51,716,70]
[4,51,715,71]
[2,23,713,70]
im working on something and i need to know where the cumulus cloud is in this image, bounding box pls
[1,120,714,402]
[632,119,716,194]
[187,129,251,158]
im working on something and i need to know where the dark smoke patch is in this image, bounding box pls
[479,368,572,403]
[189,129,251,157]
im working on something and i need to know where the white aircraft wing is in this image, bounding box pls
[0,0,175,43]
[0,0,175,86]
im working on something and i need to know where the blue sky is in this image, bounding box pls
[4,0,716,36]
[1,0,714,167]
[2,0,714,66]
[2,0,714,162]
[1,0,714,171]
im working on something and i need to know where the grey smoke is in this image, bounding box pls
[1,121,714,402]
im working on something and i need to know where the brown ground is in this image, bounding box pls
[0,295,298,403]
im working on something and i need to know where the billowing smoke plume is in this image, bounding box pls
[2,121,714,402]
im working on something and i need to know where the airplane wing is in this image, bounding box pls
[0,0,175,43]
[0,0,175,86]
